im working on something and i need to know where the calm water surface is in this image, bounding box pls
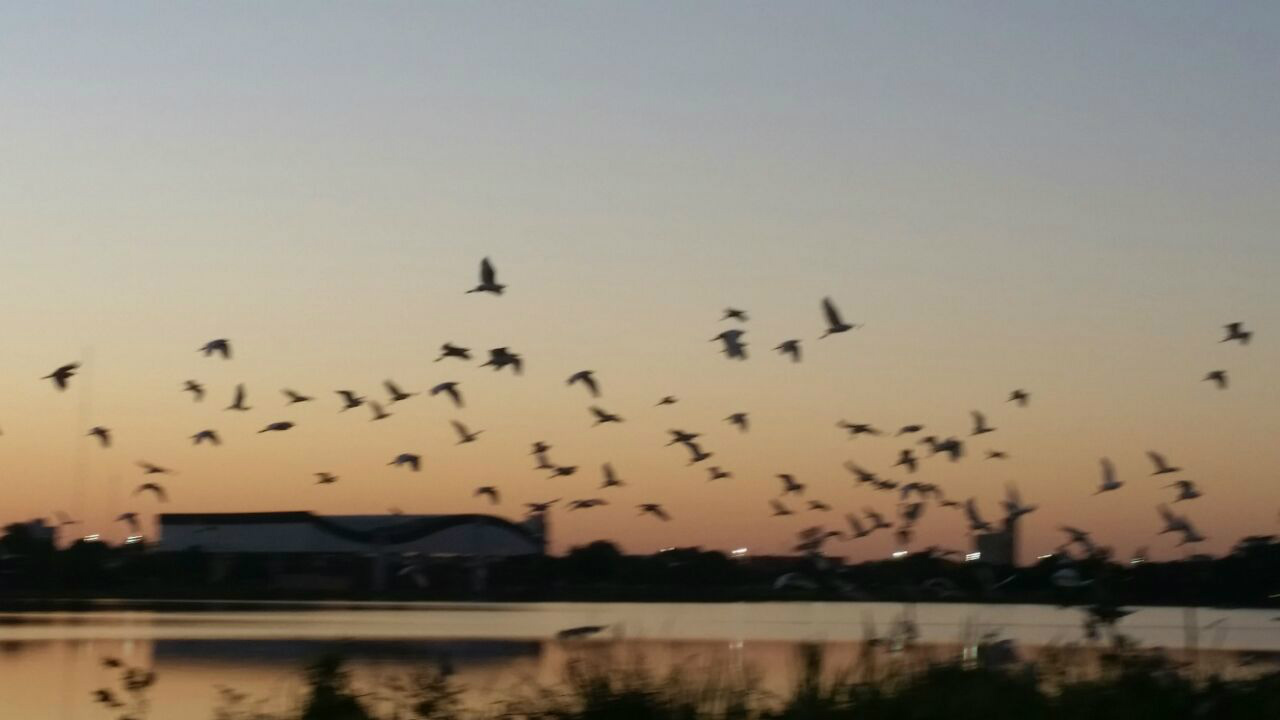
[2,601,1278,718]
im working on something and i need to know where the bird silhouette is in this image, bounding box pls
[865,508,892,531]
[430,382,464,408]
[778,474,805,496]
[970,411,995,435]
[225,384,251,411]
[336,390,365,411]
[837,421,881,437]
[548,466,578,478]
[1147,451,1181,475]
[52,511,79,527]
[589,406,623,425]
[1204,370,1228,389]
[87,426,111,448]
[116,512,140,533]
[656,395,678,406]
[191,429,221,446]
[986,450,1008,460]
[467,257,505,294]
[368,401,392,421]
[388,453,421,471]
[844,461,878,485]
[481,347,522,374]
[436,343,472,361]
[314,472,338,485]
[567,370,601,397]
[726,412,749,432]
[600,463,625,489]
[722,308,748,322]
[1167,479,1202,502]
[43,363,79,391]
[199,339,232,359]
[666,429,700,446]
[474,486,500,504]
[895,449,918,473]
[819,297,855,338]
[845,513,871,538]
[638,503,670,521]
[1095,458,1122,494]
[182,380,205,401]
[1002,484,1037,520]
[1157,504,1190,535]
[569,498,608,510]
[711,329,748,360]
[258,421,294,433]
[897,424,924,435]
[775,340,802,362]
[964,499,992,532]
[134,482,168,502]
[451,420,482,443]
[708,466,732,481]
[682,440,713,464]
[1222,322,1252,345]
[384,380,417,403]
[282,389,313,404]
[770,499,794,516]
[1008,389,1030,406]
[137,461,173,475]
[807,500,832,512]
[525,499,560,514]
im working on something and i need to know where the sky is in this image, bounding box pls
[1,2,1278,560]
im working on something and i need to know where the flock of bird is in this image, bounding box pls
[30,257,1259,559]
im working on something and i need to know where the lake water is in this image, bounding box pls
[2,601,1278,718]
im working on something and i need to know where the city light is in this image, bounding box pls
[730,548,748,557]
[82,534,100,542]
[892,550,909,559]
[965,552,982,562]
[124,535,144,545]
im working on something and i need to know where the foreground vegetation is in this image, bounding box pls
[92,638,1280,720]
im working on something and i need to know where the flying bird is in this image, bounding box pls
[467,257,506,295]
[1222,322,1252,345]
[1167,479,1202,502]
[638,503,670,521]
[770,499,794,516]
[600,463,625,489]
[43,363,79,391]
[258,421,294,433]
[314,473,338,485]
[865,508,892,531]
[384,380,417,403]
[1147,451,1181,475]
[191,429,220,446]
[548,466,578,478]
[666,429,700,446]
[388,453,421,471]
[589,406,623,425]
[895,449,918,473]
[1203,370,1228,390]
[430,382,464,408]
[726,413,749,432]
[775,340,802,362]
[843,461,878,485]
[134,483,168,502]
[897,425,924,436]
[436,343,471,362]
[1001,485,1037,520]
[837,421,881,437]
[778,474,805,496]
[819,297,855,338]
[970,411,995,435]
[807,500,832,512]
[711,329,748,360]
[199,339,232,359]
[368,401,391,421]
[1095,458,1122,494]
[656,395,678,406]
[87,426,111,448]
[525,499,560,514]
[282,389,313,404]
[722,308,748,322]
[474,486,500,504]
[845,513,871,538]
[451,420,482,443]
[708,466,732,481]
[568,498,608,511]
[182,380,205,402]
[567,370,601,397]
[964,499,992,533]
[336,390,365,411]
[1157,505,1190,535]
[481,347,523,374]
[137,461,173,475]
[116,513,140,533]
[225,384,251,411]
[1008,389,1030,406]
[986,450,1008,460]
[682,441,713,464]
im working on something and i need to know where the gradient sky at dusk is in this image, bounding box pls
[1,2,1278,559]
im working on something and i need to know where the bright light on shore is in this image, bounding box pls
[730,548,748,557]
[892,550,909,559]
[965,552,982,562]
